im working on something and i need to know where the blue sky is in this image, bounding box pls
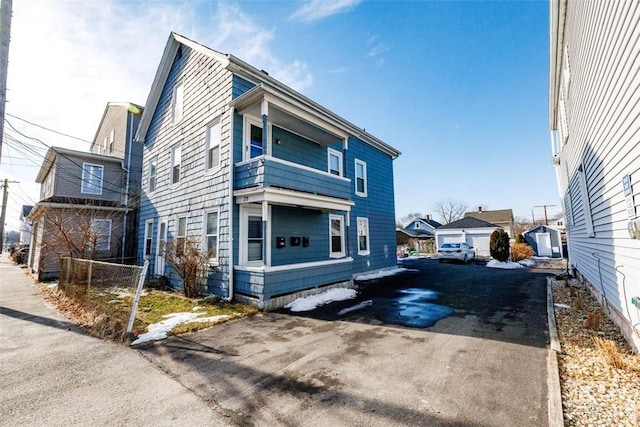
[1,0,560,231]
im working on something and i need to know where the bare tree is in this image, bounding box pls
[396,212,423,228]
[433,199,468,224]
[513,216,533,237]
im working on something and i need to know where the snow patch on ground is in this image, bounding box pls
[486,260,525,269]
[285,288,356,312]
[519,259,536,267]
[554,303,571,309]
[131,312,230,346]
[355,267,415,281]
[46,282,58,289]
[338,300,373,316]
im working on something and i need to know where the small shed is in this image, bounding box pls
[434,217,501,257]
[523,225,563,258]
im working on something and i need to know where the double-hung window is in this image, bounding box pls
[205,118,221,171]
[357,217,370,255]
[90,219,112,251]
[172,82,184,123]
[144,220,153,256]
[81,162,104,195]
[205,211,219,263]
[148,158,157,192]
[355,159,367,197]
[171,145,181,185]
[328,148,343,176]
[175,216,187,252]
[329,214,345,258]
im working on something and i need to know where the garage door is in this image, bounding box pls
[469,235,491,257]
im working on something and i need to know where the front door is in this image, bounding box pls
[535,232,552,257]
[155,220,167,276]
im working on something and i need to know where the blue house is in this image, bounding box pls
[136,33,400,309]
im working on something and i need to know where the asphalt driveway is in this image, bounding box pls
[139,258,557,426]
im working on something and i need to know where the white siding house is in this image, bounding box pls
[549,0,640,351]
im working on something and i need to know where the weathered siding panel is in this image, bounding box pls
[50,154,123,203]
[554,0,640,347]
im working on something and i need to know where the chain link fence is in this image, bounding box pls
[58,257,148,340]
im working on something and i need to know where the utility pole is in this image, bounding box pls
[0,178,18,253]
[534,204,557,226]
[0,0,13,162]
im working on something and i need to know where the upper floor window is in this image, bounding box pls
[355,159,367,197]
[206,118,221,172]
[90,219,112,251]
[357,217,370,255]
[171,145,181,185]
[249,123,263,158]
[172,82,184,124]
[328,148,343,177]
[148,158,157,193]
[205,210,219,263]
[329,214,345,258]
[81,162,104,195]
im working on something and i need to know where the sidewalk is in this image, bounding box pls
[0,254,231,427]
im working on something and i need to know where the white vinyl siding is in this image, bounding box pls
[81,163,104,195]
[577,164,594,237]
[172,82,184,123]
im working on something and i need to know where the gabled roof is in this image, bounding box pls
[135,32,400,158]
[396,228,434,238]
[420,217,442,228]
[523,224,562,235]
[438,217,500,230]
[464,209,514,224]
[35,147,123,183]
[90,102,143,153]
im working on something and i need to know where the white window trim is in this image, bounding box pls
[170,144,182,186]
[155,219,167,275]
[577,164,595,237]
[204,209,220,266]
[148,157,157,193]
[144,219,154,258]
[329,214,345,258]
[357,217,370,256]
[81,162,104,195]
[91,219,112,251]
[328,148,343,177]
[243,115,269,161]
[172,82,184,124]
[205,117,222,173]
[355,158,367,197]
[239,204,265,266]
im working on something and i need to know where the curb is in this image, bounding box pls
[546,277,564,427]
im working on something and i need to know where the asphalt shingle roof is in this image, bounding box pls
[464,209,513,224]
[438,216,500,229]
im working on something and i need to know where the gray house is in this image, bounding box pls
[523,225,563,258]
[28,103,143,280]
[136,33,400,309]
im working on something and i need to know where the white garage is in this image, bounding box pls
[435,217,501,257]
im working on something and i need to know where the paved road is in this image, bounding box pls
[140,258,558,426]
[0,255,232,427]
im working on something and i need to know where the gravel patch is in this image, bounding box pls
[552,278,640,426]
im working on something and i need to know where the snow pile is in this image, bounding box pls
[285,288,356,312]
[519,259,536,267]
[486,260,525,269]
[338,300,373,316]
[355,267,414,281]
[554,303,571,309]
[131,312,230,345]
[46,282,58,289]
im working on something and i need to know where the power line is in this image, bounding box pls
[6,112,92,143]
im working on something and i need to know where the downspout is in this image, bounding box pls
[343,138,350,257]
[226,106,235,301]
[121,111,134,263]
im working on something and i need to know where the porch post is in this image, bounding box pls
[262,200,269,266]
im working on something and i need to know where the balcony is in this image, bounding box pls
[234,156,352,208]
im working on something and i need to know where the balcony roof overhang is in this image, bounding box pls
[234,187,354,212]
[230,84,350,147]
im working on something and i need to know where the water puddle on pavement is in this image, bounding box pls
[375,288,454,328]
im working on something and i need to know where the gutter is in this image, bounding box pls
[226,106,235,301]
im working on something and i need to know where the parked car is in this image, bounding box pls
[437,242,475,263]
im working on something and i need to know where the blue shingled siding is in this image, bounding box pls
[271,126,330,169]
[270,206,330,266]
[234,157,351,199]
[345,137,397,274]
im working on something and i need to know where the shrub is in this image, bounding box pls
[489,229,510,262]
[511,242,534,262]
[515,234,527,244]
